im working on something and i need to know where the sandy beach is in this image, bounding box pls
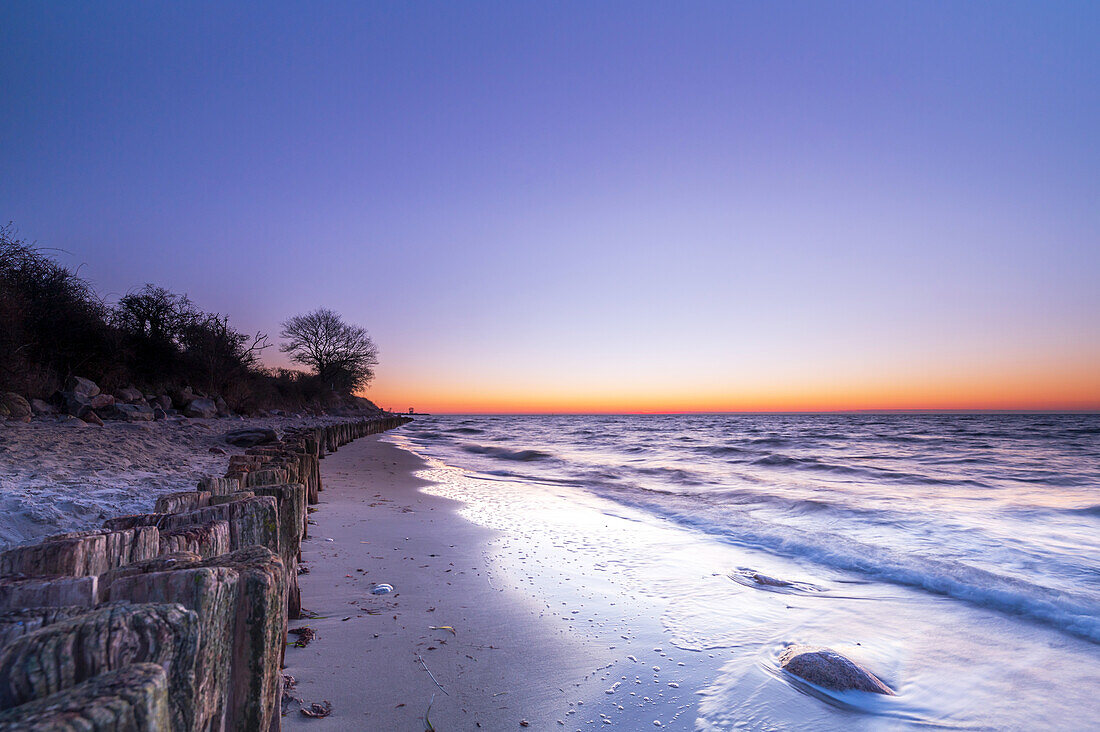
[282,436,607,730]
[0,415,385,551]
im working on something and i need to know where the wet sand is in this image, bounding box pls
[281,436,606,730]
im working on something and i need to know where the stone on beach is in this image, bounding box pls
[183,398,217,418]
[778,645,895,695]
[0,394,31,422]
[223,427,279,447]
[0,662,170,731]
[28,399,56,416]
[115,387,144,404]
[0,602,200,731]
[63,376,100,398]
[96,403,155,422]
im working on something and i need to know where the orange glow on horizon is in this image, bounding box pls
[366,364,1100,415]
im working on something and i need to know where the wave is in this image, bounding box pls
[593,486,1100,644]
[461,444,553,462]
[446,427,484,435]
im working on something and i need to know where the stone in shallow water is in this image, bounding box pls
[0,602,199,731]
[778,645,894,695]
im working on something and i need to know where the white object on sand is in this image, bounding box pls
[371,583,394,595]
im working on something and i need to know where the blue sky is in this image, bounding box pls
[3,2,1098,410]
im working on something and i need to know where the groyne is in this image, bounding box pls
[0,415,410,730]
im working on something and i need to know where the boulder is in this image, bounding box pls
[154,395,171,410]
[0,603,200,731]
[153,407,167,420]
[0,394,31,422]
[81,410,104,427]
[28,399,56,416]
[778,645,894,694]
[215,397,229,417]
[89,394,115,409]
[107,567,239,731]
[0,527,159,578]
[0,404,8,419]
[0,662,170,731]
[223,427,278,447]
[183,398,217,419]
[63,376,100,398]
[0,576,98,612]
[96,403,155,422]
[116,387,144,404]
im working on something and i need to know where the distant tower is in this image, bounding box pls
[408,407,414,414]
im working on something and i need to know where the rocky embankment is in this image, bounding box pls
[0,414,410,730]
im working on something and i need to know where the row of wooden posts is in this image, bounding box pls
[0,415,412,730]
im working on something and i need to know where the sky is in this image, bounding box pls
[2,2,1098,413]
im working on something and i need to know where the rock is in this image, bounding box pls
[63,376,100,398]
[1,394,32,421]
[0,603,200,731]
[753,573,792,587]
[107,567,239,730]
[168,387,195,409]
[0,527,159,578]
[208,446,226,454]
[778,645,894,694]
[0,576,99,612]
[153,407,167,420]
[215,397,229,417]
[89,394,115,409]
[80,410,104,426]
[115,387,143,404]
[0,404,8,419]
[58,415,86,428]
[154,394,172,411]
[224,427,279,447]
[28,399,56,416]
[0,662,170,731]
[183,398,217,418]
[95,403,155,422]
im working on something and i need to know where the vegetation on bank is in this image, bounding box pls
[0,223,380,415]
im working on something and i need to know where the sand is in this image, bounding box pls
[281,436,607,730]
[0,415,372,550]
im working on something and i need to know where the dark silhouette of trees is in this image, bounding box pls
[279,308,378,393]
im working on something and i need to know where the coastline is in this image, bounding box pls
[282,435,606,729]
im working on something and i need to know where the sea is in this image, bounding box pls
[386,413,1100,730]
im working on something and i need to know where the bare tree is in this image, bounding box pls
[279,308,379,392]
